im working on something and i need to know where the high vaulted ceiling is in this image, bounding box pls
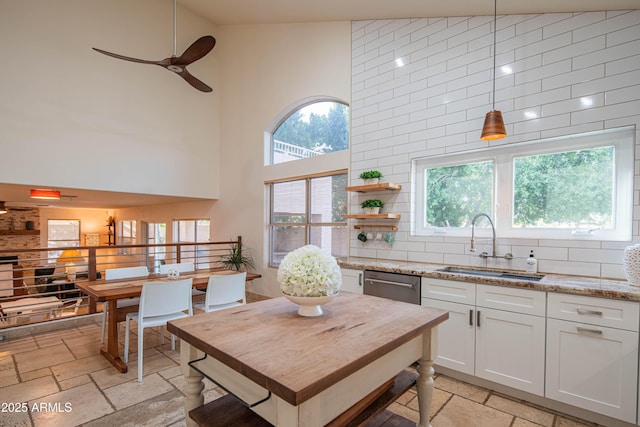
[179,0,640,25]
[4,0,638,210]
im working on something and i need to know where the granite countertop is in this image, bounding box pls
[338,257,640,303]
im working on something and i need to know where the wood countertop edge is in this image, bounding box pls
[167,308,448,406]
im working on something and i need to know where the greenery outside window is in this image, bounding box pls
[414,127,634,241]
[271,101,349,165]
[268,172,348,266]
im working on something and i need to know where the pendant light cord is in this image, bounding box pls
[172,0,177,57]
[491,0,497,110]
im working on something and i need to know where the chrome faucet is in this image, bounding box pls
[470,213,513,260]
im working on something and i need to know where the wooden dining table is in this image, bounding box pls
[75,268,260,373]
[168,292,448,427]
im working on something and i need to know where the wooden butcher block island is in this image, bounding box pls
[167,291,448,427]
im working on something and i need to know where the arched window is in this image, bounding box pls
[271,100,349,165]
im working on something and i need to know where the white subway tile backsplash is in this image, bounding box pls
[573,100,640,125]
[574,11,639,43]
[428,18,470,46]
[545,36,606,68]
[408,251,444,264]
[607,85,640,105]
[608,24,640,47]
[543,12,605,39]
[574,40,640,71]
[569,248,626,264]
[515,13,570,36]
[606,54,640,77]
[543,64,605,92]
[512,114,570,134]
[542,260,601,277]
[601,263,626,280]
[351,11,640,278]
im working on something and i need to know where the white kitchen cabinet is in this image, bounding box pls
[422,298,476,375]
[475,306,546,395]
[340,268,363,294]
[422,278,546,396]
[546,293,639,424]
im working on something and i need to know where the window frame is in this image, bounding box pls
[47,219,81,260]
[268,99,350,166]
[117,220,136,246]
[172,219,211,268]
[413,127,634,241]
[267,170,348,267]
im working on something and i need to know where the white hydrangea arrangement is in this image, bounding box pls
[277,245,342,297]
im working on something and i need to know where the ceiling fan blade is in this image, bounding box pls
[177,68,213,93]
[172,36,216,66]
[92,47,165,65]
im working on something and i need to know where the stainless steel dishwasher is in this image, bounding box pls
[363,270,421,304]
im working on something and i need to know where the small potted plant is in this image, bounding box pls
[359,170,383,185]
[361,199,384,214]
[219,241,255,271]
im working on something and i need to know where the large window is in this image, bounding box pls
[144,222,166,273]
[117,220,136,246]
[268,172,348,266]
[271,101,349,165]
[173,219,210,268]
[48,219,80,259]
[414,127,634,241]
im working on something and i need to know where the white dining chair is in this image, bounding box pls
[159,262,194,274]
[124,278,193,382]
[193,272,247,313]
[100,266,149,343]
[159,262,206,300]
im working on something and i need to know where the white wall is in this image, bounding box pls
[213,23,352,296]
[350,11,640,279]
[0,0,220,199]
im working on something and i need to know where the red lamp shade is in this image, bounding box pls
[30,189,61,200]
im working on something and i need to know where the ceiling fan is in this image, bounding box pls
[92,0,215,92]
[0,201,35,214]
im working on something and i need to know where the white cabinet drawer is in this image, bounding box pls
[422,278,475,305]
[547,293,640,332]
[476,284,546,317]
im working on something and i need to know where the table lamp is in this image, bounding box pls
[57,249,84,281]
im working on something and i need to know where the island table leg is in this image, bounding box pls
[416,327,438,427]
[181,343,205,427]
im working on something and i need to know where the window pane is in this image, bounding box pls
[271,225,306,266]
[513,147,614,229]
[310,174,347,223]
[272,101,349,165]
[48,220,80,241]
[425,161,494,227]
[48,219,80,260]
[309,226,348,259]
[173,219,211,268]
[196,220,210,242]
[272,181,306,223]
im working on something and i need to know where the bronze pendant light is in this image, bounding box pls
[481,0,506,140]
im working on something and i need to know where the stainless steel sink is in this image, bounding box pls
[437,266,544,282]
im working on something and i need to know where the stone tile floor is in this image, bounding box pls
[0,315,605,427]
